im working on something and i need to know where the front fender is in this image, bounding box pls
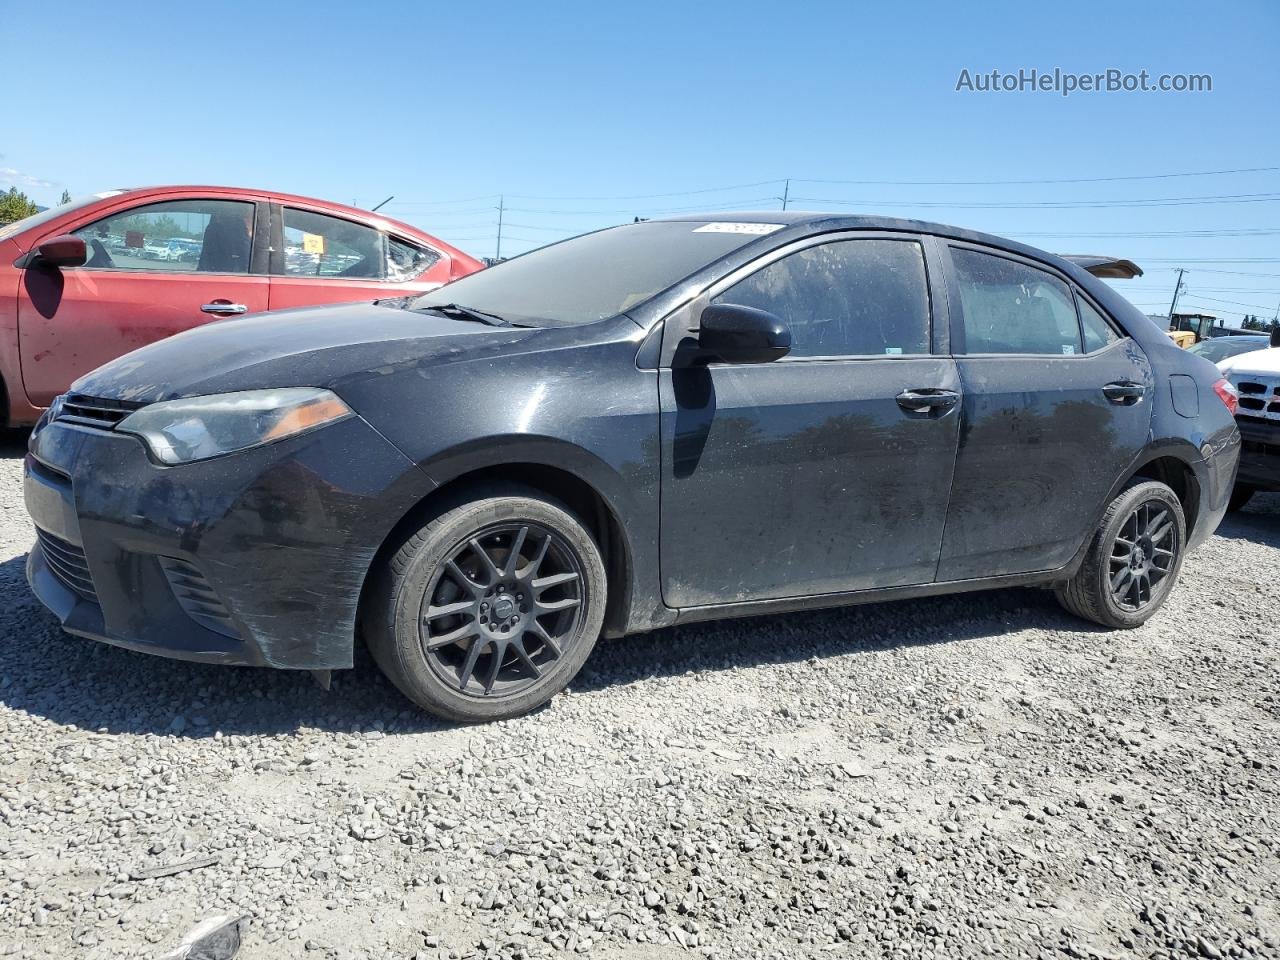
[416,433,668,636]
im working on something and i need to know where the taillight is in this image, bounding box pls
[1213,378,1239,416]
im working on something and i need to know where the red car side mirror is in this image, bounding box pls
[35,235,88,268]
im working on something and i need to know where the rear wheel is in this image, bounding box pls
[1054,480,1186,629]
[365,485,607,723]
[1227,484,1255,513]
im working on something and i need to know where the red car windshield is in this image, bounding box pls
[0,191,128,244]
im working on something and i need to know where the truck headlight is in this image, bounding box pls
[116,388,353,465]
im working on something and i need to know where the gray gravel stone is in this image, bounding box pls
[0,431,1278,959]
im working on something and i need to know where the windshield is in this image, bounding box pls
[0,191,126,243]
[413,220,781,326]
[1188,337,1268,363]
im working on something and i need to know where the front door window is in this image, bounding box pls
[71,199,256,274]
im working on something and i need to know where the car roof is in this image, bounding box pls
[650,211,1108,273]
[100,185,465,253]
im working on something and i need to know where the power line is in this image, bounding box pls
[1181,293,1280,311]
[1181,268,1280,278]
[1010,228,1280,238]
[499,196,783,216]
[793,165,1280,187]
[504,179,785,201]
[788,192,1280,210]
[501,222,584,233]
[383,194,500,206]
[369,165,1280,208]
[1177,303,1272,319]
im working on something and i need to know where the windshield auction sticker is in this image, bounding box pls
[693,223,785,235]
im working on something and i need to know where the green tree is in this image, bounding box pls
[59,189,72,205]
[0,186,39,225]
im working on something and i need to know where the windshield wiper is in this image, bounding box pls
[421,303,512,327]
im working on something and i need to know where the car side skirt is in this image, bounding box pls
[669,561,1082,628]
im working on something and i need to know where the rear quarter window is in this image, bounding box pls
[1077,295,1122,352]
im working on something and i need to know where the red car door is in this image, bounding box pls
[266,204,452,310]
[16,195,269,406]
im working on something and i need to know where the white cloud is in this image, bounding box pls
[0,167,55,189]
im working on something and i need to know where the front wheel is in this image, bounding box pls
[1054,480,1186,629]
[364,485,607,723]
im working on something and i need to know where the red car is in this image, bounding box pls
[0,185,483,427]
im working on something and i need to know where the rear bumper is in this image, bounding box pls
[23,416,432,669]
[1187,426,1241,550]
[1235,416,1280,491]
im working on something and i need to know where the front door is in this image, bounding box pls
[935,244,1154,581]
[17,197,269,406]
[659,234,963,607]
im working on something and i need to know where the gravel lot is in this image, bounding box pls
[1,429,1277,960]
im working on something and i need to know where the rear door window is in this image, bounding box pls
[280,208,386,279]
[951,247,1082,355]
[71,199,256,274]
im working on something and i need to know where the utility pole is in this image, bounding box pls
[780,179,790,211]
[495,195,505,261]
[1165,268,1186,327]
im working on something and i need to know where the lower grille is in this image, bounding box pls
[55,394,144,431]
[158,557,241,639]
[36,529,97,602]
[1229,377,1280,422]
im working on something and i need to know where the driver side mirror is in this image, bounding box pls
[697,303,791,364]
[35,235,87,268]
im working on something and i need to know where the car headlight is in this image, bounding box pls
[34,394,66,435]
[116,388,353,465]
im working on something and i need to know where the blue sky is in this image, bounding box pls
[2,0,1277,319]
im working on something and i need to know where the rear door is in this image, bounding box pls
[658,233,962,606]
[16,195,269,406]
[266,204,452,310]
[936,243,1153,581]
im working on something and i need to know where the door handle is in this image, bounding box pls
[1103,381,1146,405]
[201,301,248,315]
[895,388,960,415]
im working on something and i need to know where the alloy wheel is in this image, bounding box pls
[418,522,585,698]
[1108,499,1179,612]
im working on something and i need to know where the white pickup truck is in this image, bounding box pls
[1219,343,1280,510]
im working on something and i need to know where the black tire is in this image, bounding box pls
[364,484,607,723]
[1054,480,1186,630]
[1226,484,1255,513]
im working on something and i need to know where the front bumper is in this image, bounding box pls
[1235,416,1280,491]
[24,416,432,669]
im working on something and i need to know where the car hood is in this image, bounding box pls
[72,301,543,403]
[1218,346,1280,376]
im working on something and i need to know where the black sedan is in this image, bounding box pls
[24,214,1241,722]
